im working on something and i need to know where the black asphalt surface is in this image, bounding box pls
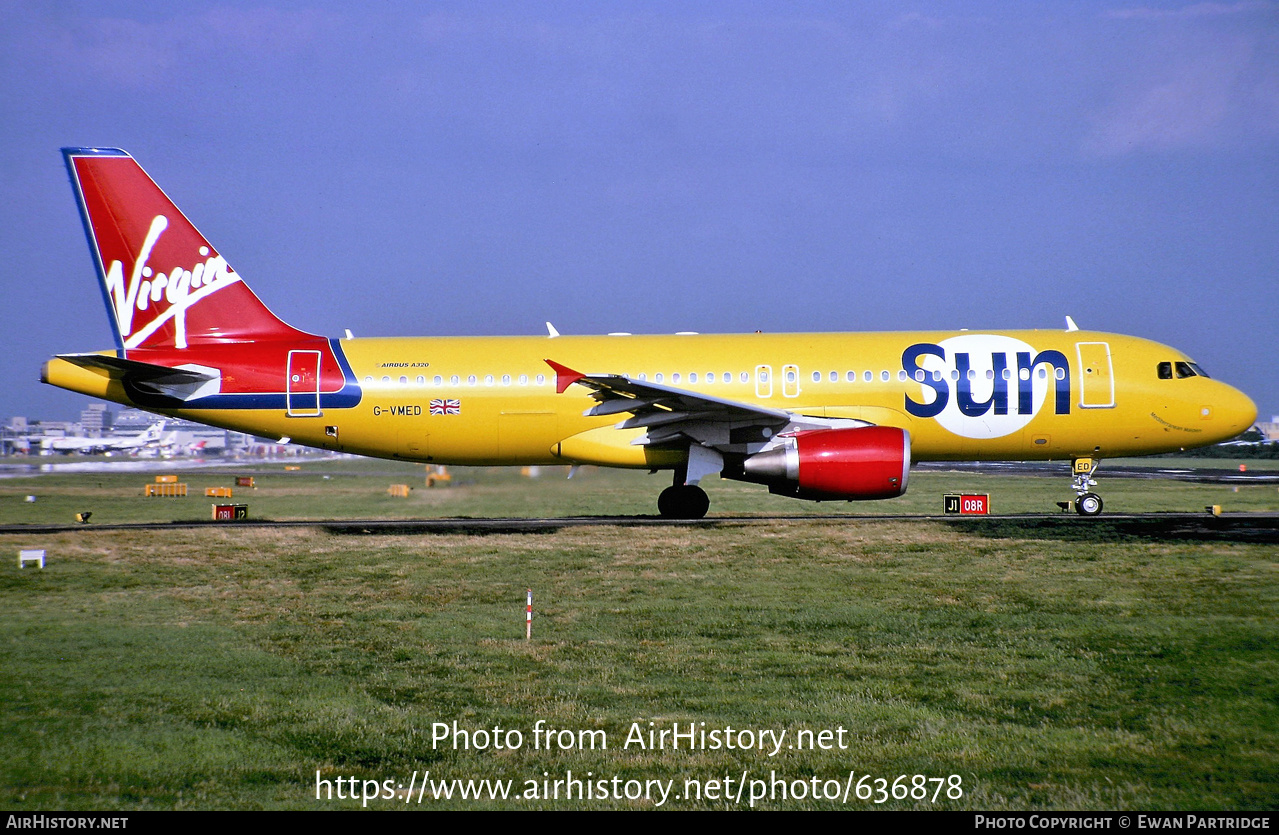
[2,512,1277,543]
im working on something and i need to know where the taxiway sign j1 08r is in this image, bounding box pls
[43,148,1257,518]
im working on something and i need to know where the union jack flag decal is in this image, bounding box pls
[430,398,461,415]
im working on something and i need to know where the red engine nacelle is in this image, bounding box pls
[741,426,911,501]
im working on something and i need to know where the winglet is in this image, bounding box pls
[544,359,585,394]
[1065,315,1080,332]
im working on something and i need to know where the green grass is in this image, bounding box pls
[0,461,1275,809]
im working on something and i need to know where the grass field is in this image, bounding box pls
[1,460,1276,809]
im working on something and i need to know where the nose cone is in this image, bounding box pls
[1210,383,1258,442]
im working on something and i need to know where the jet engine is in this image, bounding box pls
[740,426,911,501]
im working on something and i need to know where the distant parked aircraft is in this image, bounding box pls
[43,421,167,454]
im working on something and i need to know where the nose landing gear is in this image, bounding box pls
[1074,491,1103,516]
[1070,457,1104,516]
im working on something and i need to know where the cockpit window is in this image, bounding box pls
[1157,362,1172,379]
[1175,361,1210,379]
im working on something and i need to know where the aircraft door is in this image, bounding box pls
[782,364,801,398]
[755,365,773,400]
[1075,342,1115,409]
[287,350,323,417]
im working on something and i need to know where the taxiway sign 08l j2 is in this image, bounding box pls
[43,148,1258,518]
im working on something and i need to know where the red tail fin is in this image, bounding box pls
[63,147,311,354]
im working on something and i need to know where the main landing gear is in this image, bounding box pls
[657,447,720,519]
[658,484,710,520]
[1069,457,1103,516]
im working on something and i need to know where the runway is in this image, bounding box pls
[3,512,1277,542]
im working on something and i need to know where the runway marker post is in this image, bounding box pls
[526,589,533,641]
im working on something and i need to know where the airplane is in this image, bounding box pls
[42,420,167,455]
[42,148,1257,518]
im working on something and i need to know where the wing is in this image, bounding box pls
[545,359,792,449]
[545,359,873,486]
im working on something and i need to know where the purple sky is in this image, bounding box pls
[2,1,1276,423]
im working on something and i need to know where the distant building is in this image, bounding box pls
[1,418,28,456]
[35,421,78,436]
[113,408,158,429]
[80,403,113,438]
[1260,417,1279,442]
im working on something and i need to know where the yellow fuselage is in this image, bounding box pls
[43,329,1257,468]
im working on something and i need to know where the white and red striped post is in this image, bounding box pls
[526,588,533,641]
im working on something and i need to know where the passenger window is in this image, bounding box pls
[811,371,820,383]
[1158,362,1172,379]
[846,371,855,382]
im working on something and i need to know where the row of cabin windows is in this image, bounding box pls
[364,374,549,387]
[799,367,1064,384]
[637,369,1060,384]
[361,365,1067,388]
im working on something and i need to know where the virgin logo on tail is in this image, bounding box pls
[66,147,312,355]
[104,214,241,350]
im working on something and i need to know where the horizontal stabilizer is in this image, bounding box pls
[57,353,221,401]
